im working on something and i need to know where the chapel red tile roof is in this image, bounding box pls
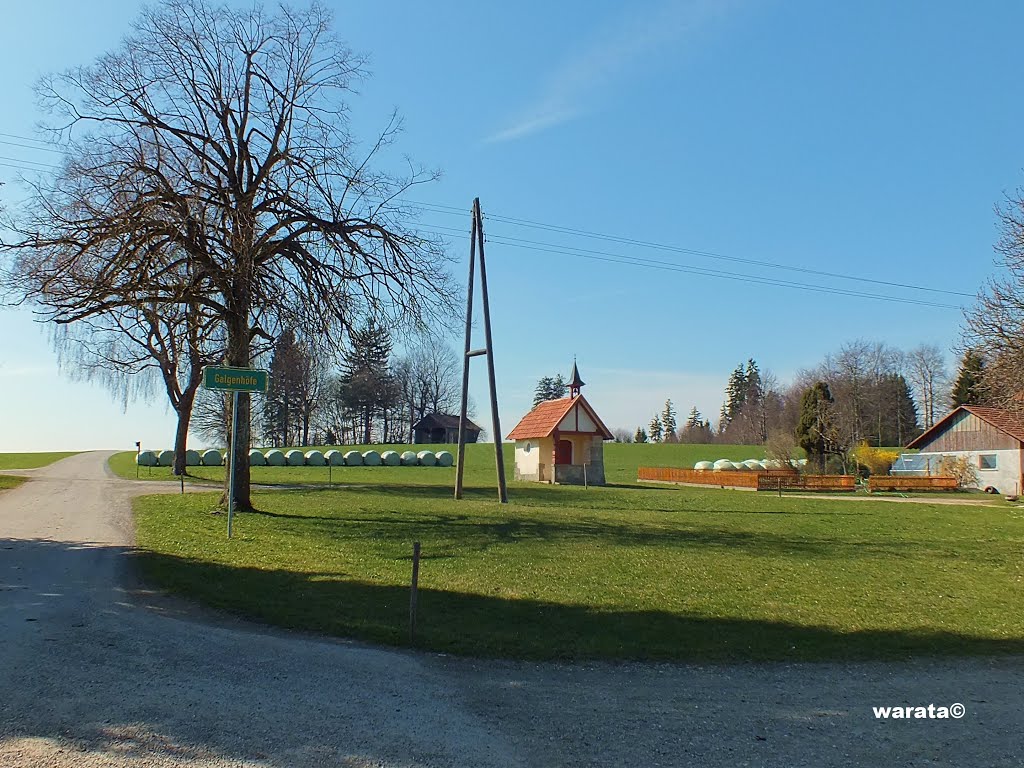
[906,405,1024,448]
[506,395,613,440]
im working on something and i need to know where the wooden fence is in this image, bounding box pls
[868,476,958,492]
[634,466,858,492]
[756,474,856,492]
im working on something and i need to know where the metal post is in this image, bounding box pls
[409,541,421,642]
[475,199,508,504]
[454,208,478,501]
[227,390,240,539]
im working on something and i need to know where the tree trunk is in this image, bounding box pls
[171,385,199,476]
[223,294,252,510]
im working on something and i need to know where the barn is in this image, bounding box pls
[900,405,1024,494]
[412,413,481,444]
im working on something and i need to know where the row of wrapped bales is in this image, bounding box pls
[138,449,223,467]
[694,458,810,471]
[139,448,456,468]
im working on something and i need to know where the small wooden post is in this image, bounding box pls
[409,541,421,642]
[778,477,782,498]
[583,462,588,489]
[180,474,185,494]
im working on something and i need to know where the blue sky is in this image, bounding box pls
[1,0,1022,450]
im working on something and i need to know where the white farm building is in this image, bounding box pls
[899,405,1024,494]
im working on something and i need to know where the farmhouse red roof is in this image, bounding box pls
[507,395,613,440]
[906,405,1024,449]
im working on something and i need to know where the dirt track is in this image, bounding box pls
[1,452,1022,767]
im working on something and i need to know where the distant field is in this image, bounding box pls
[0,452,79,470]
[108,442,763,486]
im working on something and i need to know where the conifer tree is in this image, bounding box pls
[649,414,663,443]
[661,399,677,441]
[634,426,648,443]
[951,350,985,406]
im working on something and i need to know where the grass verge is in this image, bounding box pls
[132,478,1024,662]
[0,476,27,491]
[0,452,79,470]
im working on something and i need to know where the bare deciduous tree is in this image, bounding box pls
[905,344,948,428]
[2,0,453,509]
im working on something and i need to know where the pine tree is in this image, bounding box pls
[720,363,748,431]
[797,381,834,472]
[686,406,703,430]
[338,322,396,444]
[634,426,648,443]
[648,414,663,443]
[951,350,985,406]
[533,376,554,407]
[661,399,677,441]
[551,374,568,399]
[264,329,309,447]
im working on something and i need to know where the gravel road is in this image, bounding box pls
[2,451,1022,766]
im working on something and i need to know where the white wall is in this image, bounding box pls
[916,449,1022,494]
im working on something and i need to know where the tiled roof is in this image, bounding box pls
[506,395,613,440]
[906,405,1024,448]
[963,406,1024,442]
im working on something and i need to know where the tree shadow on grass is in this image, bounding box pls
[128,547,1024,663]
[240,501,943,562]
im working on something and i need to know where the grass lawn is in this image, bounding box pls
[0,452,79,470]
[131,458,1024,662]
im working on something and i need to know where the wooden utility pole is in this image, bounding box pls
[455,198,508,503]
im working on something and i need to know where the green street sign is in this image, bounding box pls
[202,366,269,393]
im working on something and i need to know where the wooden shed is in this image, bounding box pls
[412,413,481,444]
[902,405,1024,493]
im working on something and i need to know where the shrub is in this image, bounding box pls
[852,442,900,476]
[938,455,979,488]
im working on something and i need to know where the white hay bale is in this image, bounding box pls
[417,450,437,467]
[264,449,286,466]
[693,461,714,471]
[381,450,401,466]
[305,450,326,466]
[400,451,418,466]
[201,449,223,467]
[712,459,734,471]
[157,450,175,467]
[325,450,345,466]
[743,459,764,471]
[184,450,202,467]
[344,450,363,466]
[362,450,382,466]
[436,450,454,467]
[249,449,267,466]
[285,449,305,466]
[137,450,157,467]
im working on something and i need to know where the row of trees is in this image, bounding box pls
[621,343,988,449]
[192,326,463,449]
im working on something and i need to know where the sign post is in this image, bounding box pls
[201,366,270,538]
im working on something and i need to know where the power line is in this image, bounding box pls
[0,138,64,154]
[401,198,972,299]
[418,222,961,310]
[0,154,58,169]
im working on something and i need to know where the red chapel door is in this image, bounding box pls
[556,439,573,465]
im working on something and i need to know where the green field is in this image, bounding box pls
[0,452,79,470]
[130,441,1024,662]
[109,442,763,486]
